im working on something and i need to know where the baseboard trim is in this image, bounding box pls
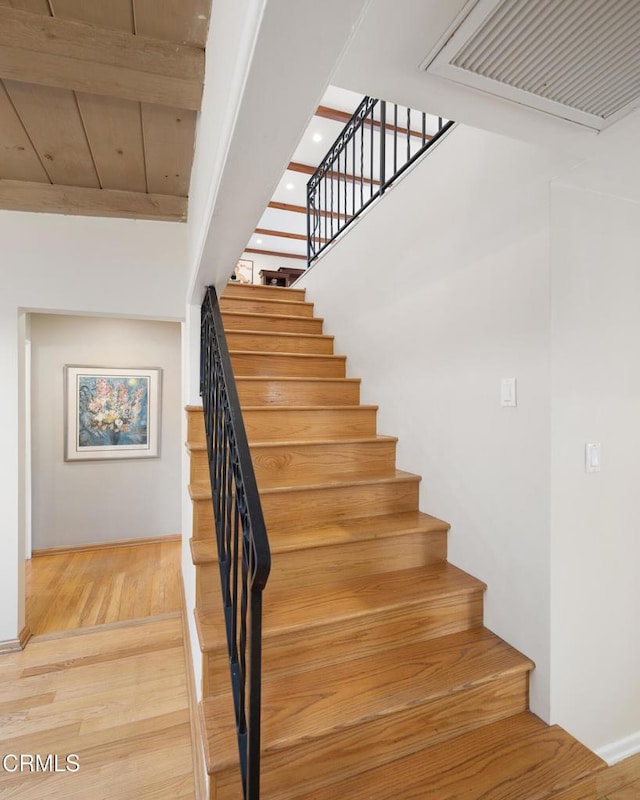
[0,625,32,654]
[32,534,181,558]
[597,730,640,765]
[179,569,207,800]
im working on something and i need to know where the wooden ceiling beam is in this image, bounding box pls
[255,227,327,245]
[288,161,379,187]
[255,227,307,242]
[268,200,348,220]
[0,7,204,109]
[0,179,186,221]
[316,104,431,141]
[245,247,307,261]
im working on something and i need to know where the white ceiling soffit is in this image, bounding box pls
[423,0,640,131]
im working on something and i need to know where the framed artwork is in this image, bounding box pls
[64,366,162,461]
[233,259,254,284]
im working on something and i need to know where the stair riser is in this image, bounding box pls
[196,530,446,603]
[204,589,484,689]
[261,479,419,528]
[187,408,204,445]
[191,497,213,541]
[251,439,396,483]
[223,284,305,302]
[219,297,314,317]
[222,313,323,334]
[226,331,334,355]
[213,673,529,800]
[237,379,360,406]
[244,407,378,443]
[189,448,208,487]
[231,352,346,378]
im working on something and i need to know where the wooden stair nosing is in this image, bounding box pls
[230,350,345,361]
[203,627,534,770]
[189,470,420,502]
[195,563,486,651]
[302,712,607,800]
[226,329,334,343]
[222,283,306,299]
[220,296,312,310]
[221,311,324,333]
[190,510,451,564]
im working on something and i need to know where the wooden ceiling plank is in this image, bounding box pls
[0,178,186,220]
[134,0,211,47]
[4,81,99,187]
[49,0,133,32]
[141,104,196,197]
[76,93,146,193]
[0,80,49,182]
[0,7,204,109]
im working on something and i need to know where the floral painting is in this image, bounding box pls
[65,367,161,461]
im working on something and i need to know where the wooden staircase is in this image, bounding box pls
[187,282,605,800]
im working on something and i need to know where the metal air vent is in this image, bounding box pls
[424,0,640,130]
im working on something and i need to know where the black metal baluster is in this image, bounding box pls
[422,111,426,146]
[393,103,398,175]
[379,100,386,196]
[407,107,411,161]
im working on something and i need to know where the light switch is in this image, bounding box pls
[501,378,517,407]
[585,443,601,473]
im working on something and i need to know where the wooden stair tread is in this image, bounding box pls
[202,628,534,771]
[227,329,333,342]
[195,563,486,650]
[188,469,420,501]
[221,296,312,309]
[305,712,607,800]
[190,510,450,564]
[187,433,397,454]
[237,376,359,384]
[260,468,420,493]
[222,283,305,299]
[221,310,323,323]
[230,350,345,360]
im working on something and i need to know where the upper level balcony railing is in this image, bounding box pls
[306,97,454,264]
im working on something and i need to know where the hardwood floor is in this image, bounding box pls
[598,753,640,800]
[0,616,194,799]
[27,540,182,635]
[3,540,196,798]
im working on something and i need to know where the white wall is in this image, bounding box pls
[0,210,187,642]
[30,314,182,549]
[550,183,640,758]
[298,125,578,722]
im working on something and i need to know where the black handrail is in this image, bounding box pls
[307,97,455,264]
[200,286,271,800]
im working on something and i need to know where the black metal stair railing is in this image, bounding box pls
[200,286,271,800]
[307,96,454,264]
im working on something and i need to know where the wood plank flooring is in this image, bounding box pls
[598,753,640,800]
[27,540,182,635]
[4,541,195,798]
[0,616,194,799]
